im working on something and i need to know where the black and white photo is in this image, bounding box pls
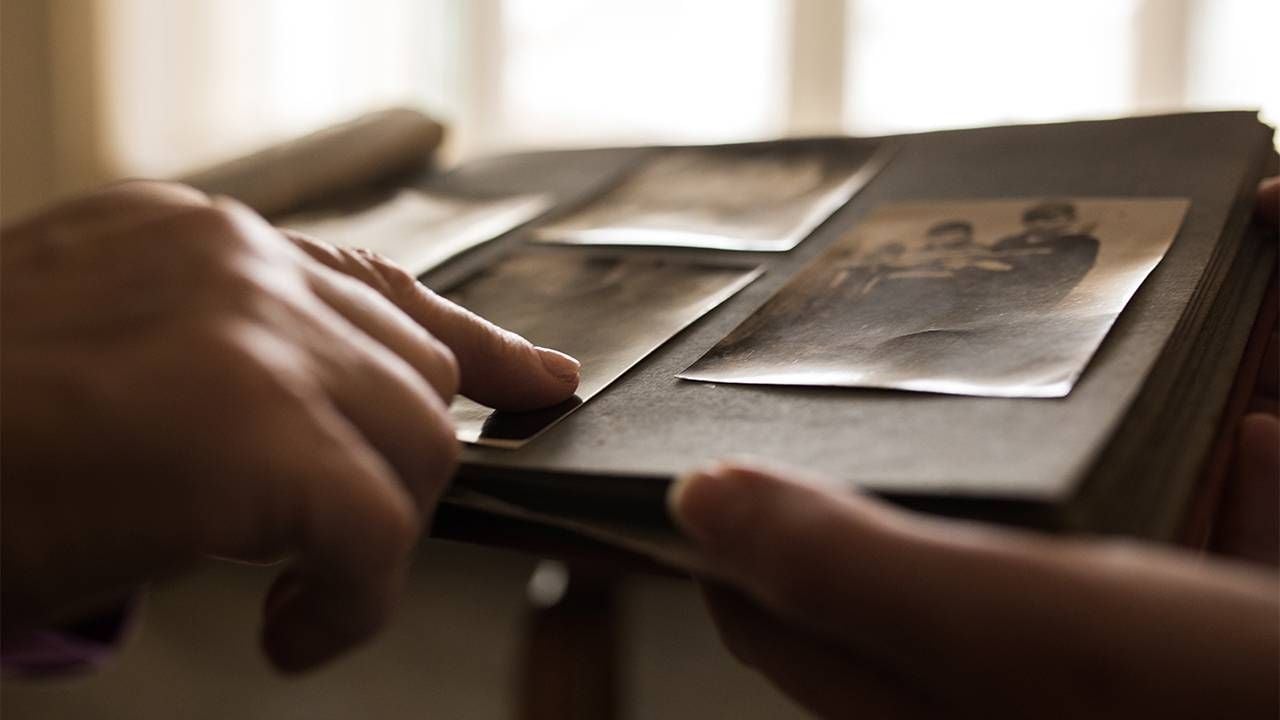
[285,189,551,276]
[534,140,892,251]
[681,198,1189,397]
[446,250,761,446]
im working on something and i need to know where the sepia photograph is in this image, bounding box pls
[284,188,551,276]
[681,198,1190,397]
[5,1,1277,718]
[446,250,761,446]
[534,140,892,251]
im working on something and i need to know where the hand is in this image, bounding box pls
[0,181,580,672]
[669,179,1280,718]
[670,463,1278,718]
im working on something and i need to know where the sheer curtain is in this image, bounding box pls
[97,0,450,177]
[87,0,1280,180]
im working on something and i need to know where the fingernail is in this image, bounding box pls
[536,346,581,383]
[668,466,746,547]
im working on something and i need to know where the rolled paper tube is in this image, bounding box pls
[179,107,446,219]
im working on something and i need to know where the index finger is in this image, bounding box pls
[285,234,580,411]
[400,280,582,410]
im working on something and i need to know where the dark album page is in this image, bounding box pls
[447,251,761,447]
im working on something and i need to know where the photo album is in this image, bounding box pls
[220,110,1275,570]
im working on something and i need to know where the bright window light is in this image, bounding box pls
[843,0,1142,134]
[1186,0,1280,132]
[493,0,789,152]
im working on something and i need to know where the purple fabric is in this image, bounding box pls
[1,601,136,676]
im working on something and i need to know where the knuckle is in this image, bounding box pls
[341,248,398,296]
[350,246,390,265]
[108,179,211,207]
[493,323,533,360]
[286,229,341,263]
[186,204,245,238]
[364,252,421,302]
[155,205,254,260]
[452,301,533,368]
[349,246,392,268]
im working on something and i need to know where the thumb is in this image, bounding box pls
[667,462,919,637]
[667,461,1005,669]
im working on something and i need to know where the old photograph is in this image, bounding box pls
[534,140,893,251]
[284,189,551,276]
[681,198,1190,397]
[446,250,762,447]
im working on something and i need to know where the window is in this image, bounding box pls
[487,0,788,152]
[99,0,444,177]
[86,0,1280,179]
[843,0,1142,134]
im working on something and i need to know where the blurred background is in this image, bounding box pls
[2,0,1277,220]
[1,1,1276,718]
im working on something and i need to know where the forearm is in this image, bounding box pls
[892,519,1278,717]
[674,464,1279,718]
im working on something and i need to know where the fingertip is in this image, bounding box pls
[716,458,846,494]
[535,346,581,387]
[668,464,760,549]
[457,332,581,411]
[405,292,577,411]
[666,469,701,533]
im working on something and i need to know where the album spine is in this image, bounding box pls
[179,107,445,219]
